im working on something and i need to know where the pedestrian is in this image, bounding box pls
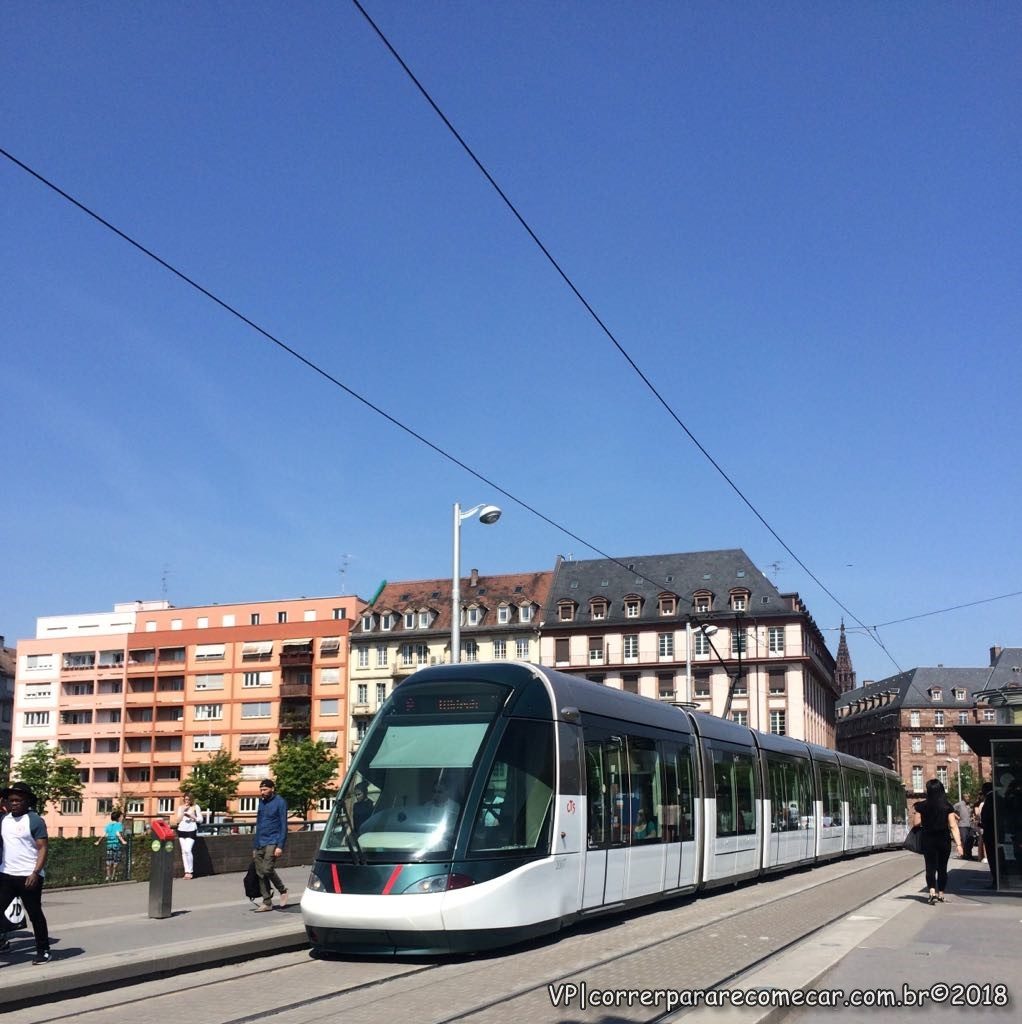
[175,794,203,879]
[351,782,374,833]
[94,809,127,882]
[252,778,288,911]
[913,778,963,905]
[954,796,974,860]
[0,782,51,964]
[980,781,997,889]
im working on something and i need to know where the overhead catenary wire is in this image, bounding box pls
[347,0,898,670]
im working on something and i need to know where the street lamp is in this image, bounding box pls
[946,756,962,804]
[451,502,501,664]
[688,618,745,722]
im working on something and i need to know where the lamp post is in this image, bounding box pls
[689,617,745,722]
[451,502,501,664]
[946,756,962,804]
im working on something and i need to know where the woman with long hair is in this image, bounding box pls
[175,793,203,879]
[913,779,963,904]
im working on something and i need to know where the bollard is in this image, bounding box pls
[148,819,175,919]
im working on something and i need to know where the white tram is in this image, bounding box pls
[301,662,908,955]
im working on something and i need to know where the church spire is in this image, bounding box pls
[835,619,857,694]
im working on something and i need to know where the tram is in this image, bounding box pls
[301,662,908,955]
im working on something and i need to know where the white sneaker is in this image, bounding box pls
[279,890,289,908]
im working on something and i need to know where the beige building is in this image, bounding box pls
[13,596,360,835]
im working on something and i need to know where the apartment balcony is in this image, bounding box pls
[280,643,314,668]
[151,749,184,765]
[350,738,361,754]
[153,719,184,734]
[280,680,312,699]
[96,661,126,676]
[126,658,157,673]
[125,689,156,706]
[155,688,186,704]
[279,714,311,732]
[121,750,153,766]
[351,704,374,718]
[93,691,124,708]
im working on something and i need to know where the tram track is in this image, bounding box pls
[6,852,922,1024]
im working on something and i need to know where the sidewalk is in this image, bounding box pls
[0,864,311,1005]
[676,857,1020,1023]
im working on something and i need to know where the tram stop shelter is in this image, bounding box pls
[955,723,1022,893]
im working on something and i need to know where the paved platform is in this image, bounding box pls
[0,864,311,1004]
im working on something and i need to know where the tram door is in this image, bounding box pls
[582,736,628,908]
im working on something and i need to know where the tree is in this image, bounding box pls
[951,762,983,805]
[269,737,342,821]
[181,749,242,816]
[13,743,84,814]
[0,749,10,790]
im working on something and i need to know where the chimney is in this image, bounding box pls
[469,568,479,588]
[991,646,1003,666]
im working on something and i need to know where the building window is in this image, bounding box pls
[415,643,429,665]
[769,710,786,735]
[195,704,223,721]
[693,592,712,613]
[375,644,388,668]
[356,719,369,741]
[590,600,607,620]
[243,671,272,688]
[361,614,374,632]
[936,765,948,786]
[238,797,259,813]
[376,683,387,705]
[953,688,966,701]
[911,736,922,753]
[516,638,530,660]
[466,606,482,626]
[730,592,748,611]
[418,610,432,628]
[320,699,339,715]
[958,711,969,725]
[61,799,83,815]
[558,602,575,622]
[357,684,368,705]
[960,739,971,754]
[24,711,50,727]
[240,734,271,751]
[403,611,415,629]
[464,640,479,663]
[320,668,340,685]
[936,735,947,753]
[126,798,145,814]
[519,605,534,624]
[658,633,674,658]
[768,627,784,653]
[381,613,395,631]
[623,635,639,661]
[193,736,222,751]
[694,631,710,656]
[912,766,924,792]
[731,629,747,655]
[357,646,369,669]
[768,671,786,695]
[930,688,943,701]
[624,599,640,618]
[694,673,711,698]
[589,636,604,664]
[934,710,945,726]
[317,796,335,812]
[96,798,115,814]
[983,709,996,722]
[657,673,675,699]
[493,639,507,660]
[400,644,413,667]
[250,613,260,625]
[733,710,748,726]
[277,611,288,624]
[555,638,569,665]
[622,674,639,694]
[241,703,271,719]
[497,605,510,624]
[658,596,676,616]
[910,711,921,727]
[333,607,347,621]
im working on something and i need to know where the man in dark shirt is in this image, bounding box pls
[252,778,288,911]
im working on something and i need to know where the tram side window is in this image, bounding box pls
[584,741,607,848]
[661,742,695,842]
[847,770,871,826]
[468,719,554,855]
[627,737,662,843]
[890,779,907,825]
[713,748,757,837]
[820,765,843,827]
[767,757,812,831]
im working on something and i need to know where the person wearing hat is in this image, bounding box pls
[0,782,51,964]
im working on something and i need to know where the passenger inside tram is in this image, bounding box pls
[633,808,658,841]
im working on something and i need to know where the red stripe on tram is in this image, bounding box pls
[330,863,341,893]
[381,866,403,895]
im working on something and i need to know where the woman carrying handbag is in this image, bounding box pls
[913,779,963,905]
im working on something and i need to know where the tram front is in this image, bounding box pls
[301,664,557,955]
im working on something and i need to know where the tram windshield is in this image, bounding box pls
[320,680,511,861]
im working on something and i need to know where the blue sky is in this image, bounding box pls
[2,2,1019,685]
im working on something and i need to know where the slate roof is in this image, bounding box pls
[977,647,1022,703]
[542,548,791,628]
[354,570,553,636]
[836,666,992,718]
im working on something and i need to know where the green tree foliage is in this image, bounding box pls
[269,737,342,821]
[0,749,10,789]
[181,749,242,815]
[13,743,84,813]
[951,761,983,805]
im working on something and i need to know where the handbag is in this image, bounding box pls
[243,863,261,900]
[903,825,923,854]
[4,896,26,927]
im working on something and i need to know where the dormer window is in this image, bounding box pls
[930,688,943,702]
[953,688,966,701]
[497,605,510,625]
[519,604,534,623]
[380,612,396,631]
[658,594,676,616]
[418,609,433,629]
[361,614,375,632]
[590,599,608,620]
[624,596,642,619]
[466,606,483,627]
[693,590,713,613]
[403,611,415,629]
[729,589,750,612]
[557,601,576,622]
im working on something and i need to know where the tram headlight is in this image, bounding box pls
[307,871,325,892]
[400,873,475,894]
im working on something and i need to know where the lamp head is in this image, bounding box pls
[699,624,719,636]
[477,504,502,525]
